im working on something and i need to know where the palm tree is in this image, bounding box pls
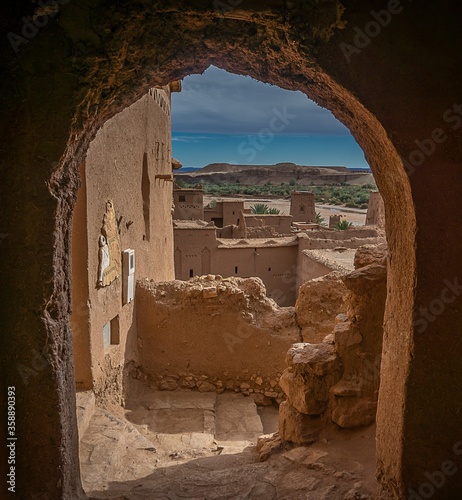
[335,219,353,230]
[250,203,280,215]
[315,212,326,225]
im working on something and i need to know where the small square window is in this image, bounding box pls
[179,195,186,202]
[103,316,120,350]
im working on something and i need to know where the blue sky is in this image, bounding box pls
[171,66,369,169]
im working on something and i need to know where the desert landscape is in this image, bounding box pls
[176,162,374,186]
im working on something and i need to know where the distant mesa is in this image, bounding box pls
[175,163,373,186]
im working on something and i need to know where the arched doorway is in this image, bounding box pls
[2,2,461,499]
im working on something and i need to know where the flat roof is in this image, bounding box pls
[217,236,298,248]
[173,220,215,229]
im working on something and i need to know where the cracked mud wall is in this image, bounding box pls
[136,276,300,401]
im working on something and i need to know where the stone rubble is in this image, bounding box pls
[279,244,387,441]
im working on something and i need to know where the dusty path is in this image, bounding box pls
[78,382,378,499]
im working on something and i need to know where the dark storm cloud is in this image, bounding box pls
[171,66,349,136]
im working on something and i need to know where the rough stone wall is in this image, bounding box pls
[295,271,348,343]
[71,88,175,403]
[279,245,387,441]
[244,225,278,239]
[244,214,292,235]
[135,276,301,402]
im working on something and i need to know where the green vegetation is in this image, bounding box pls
[250,203,281,214]
[335,220,353,230]
[315,212,326,225]
[177,180,376,209]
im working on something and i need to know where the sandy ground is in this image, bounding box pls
[204,196,367,227]
[79,383,378,499]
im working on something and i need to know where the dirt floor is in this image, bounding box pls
[204,196,367,227]
[79,381,378,499]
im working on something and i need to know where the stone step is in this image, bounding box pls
[215,392,264,444]
[79,408,158,492]
[124,389,218,452]
[78,388,268,493]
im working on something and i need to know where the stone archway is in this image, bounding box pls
[1,1,461,498]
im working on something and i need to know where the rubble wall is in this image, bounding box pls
[280,244,387,442]
[136,276,301,401]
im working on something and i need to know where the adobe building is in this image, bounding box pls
[174,220,300,305]
[204,199,245,227]
[173,184,204,220]
[366,190,386,229]
[174,219,382,306]
[2,3,462,499]
[71,84,180,395]
[214,211,294,238]
[290,191,316,223]
[172,185,382,305]
[173,220,218,278]
[329,214,343,228]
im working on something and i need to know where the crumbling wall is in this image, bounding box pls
[295,271,348,343]
[136,275,301,402]
[244,214,292,235]
[245,225,279,238]
[279,245,387,442]
[298,228,385,251]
